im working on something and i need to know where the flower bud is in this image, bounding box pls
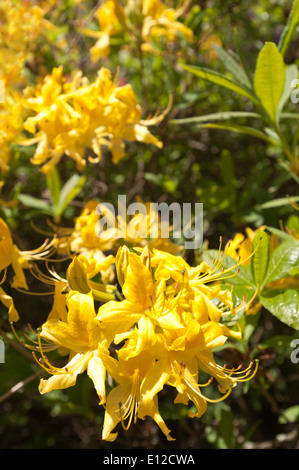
[66,257,91,294]
[115,245,130,287]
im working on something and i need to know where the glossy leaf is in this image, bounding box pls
[262,238,299,287]
[251,229,270,288]
[260,289,299,330]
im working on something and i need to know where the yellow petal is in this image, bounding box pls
[122,253,154,309]
[87,354,106,404]
[0,286,19,322]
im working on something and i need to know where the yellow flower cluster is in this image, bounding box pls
[0,0,50,174]
[84,0,193,61]
[0,207,257,442]
[0,0,49,88]
[22,67,164,175]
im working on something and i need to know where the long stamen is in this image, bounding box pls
[162,270,186,317]
[119,371,140,431]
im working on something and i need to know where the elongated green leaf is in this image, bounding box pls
[57,174,86,217]
[196,123,280,146]
[256,195,299,210]
[260,289,299,330]
[171,111,262,125]
[262,238,299,287]
[46,166,61,208]
[213,44,252,89]
[17,194,53,215]
[250,230,270,288]
[278,0,299,58]
[254,42,286,122]
[182,64,259,104]
[266,226,295,242]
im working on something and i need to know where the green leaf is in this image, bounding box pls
[171,111,262,125]
[287,214,299,232]
[278,0,299,58]
[260,334,298,349]
[289,266,299,276]
[213,44,252,89]
[46,166,61,208]
[17,194,53,215]
[256,195,299,210]
[266,226,294,242]
[251,230,270,288]
[260,288,299,330]
[182,64,260,104]
[196,123,280,146]
[56,174,86,219]
[254,42,286,122]
[262,238,299,286]
[279,405,299,424]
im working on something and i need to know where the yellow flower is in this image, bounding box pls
[70,201,118,255]
[0,0,50,88]
[23,67,164,174]
[226,226,279,265]
[85,0,193,61]
[37,291,107,403]
[142,0,193,45]
[0,218,29,291]
[98,346,174,442]
[0,272,19,323]
[86,0,126,60]
[94,247,257,439]
[0,217,58,321]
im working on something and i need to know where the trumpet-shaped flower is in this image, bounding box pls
[94,247,257,440]
[36,291,107,403]
[98,346,174,441]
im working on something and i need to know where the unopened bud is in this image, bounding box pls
[66,257,90,294]
[116,245,130,287]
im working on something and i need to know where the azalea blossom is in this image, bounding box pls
[85,0,193,60]
[35,291,108,403]
[94,246,258,440]
[22,67,164,174]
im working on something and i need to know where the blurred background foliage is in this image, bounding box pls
[1,0,299,449]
